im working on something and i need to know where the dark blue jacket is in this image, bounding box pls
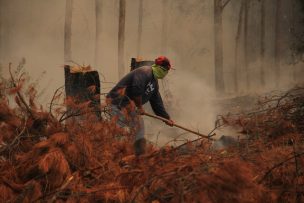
[107,66,170,119]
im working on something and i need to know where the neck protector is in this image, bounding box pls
[152,64,168,79]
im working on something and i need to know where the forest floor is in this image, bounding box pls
[0,66,304,202]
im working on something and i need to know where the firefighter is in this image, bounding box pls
[106,56,174,156]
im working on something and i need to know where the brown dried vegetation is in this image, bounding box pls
[0,66,303,202]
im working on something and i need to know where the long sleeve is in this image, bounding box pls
[130,70,147,97]
[149,90,170,119]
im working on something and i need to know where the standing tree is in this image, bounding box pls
[161,0,168,55]
[259,0,266,87]
[0,1,3,63]
[137,0,143,57]
[243,0,250,91]
[95,0,103,68]
[291,0,297,82]
[233,0,245,93]
[64,0,73,63]
[274,0,282,87]
[290,0,304,81]
[214,0,231,94]
[118,0,126,79]
[64,1,101,121]
[0,1,11,62]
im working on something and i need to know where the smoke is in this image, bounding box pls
[0,0,302,144]
[169,70,216,131]
[143,67,219,146]
[1,0,299,95]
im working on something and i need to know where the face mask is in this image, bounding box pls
[152,64,168,79]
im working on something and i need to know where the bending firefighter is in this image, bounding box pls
[106,56,174,156]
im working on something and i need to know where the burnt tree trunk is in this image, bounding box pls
[0,1,3,63]
[64,65,101,120]
[161,0,168,55]
[95,0,103,68]
[234,0,245,93]
[214,0,225,93]
[291,0,297,82]
[260,0,266,87]
[0,1,11,62]
[213,0,231,94]
[274,0,282,87]
[137,0,143,57]
[118,0,126,79]
[64,0,73,63]
[244,0,250,91]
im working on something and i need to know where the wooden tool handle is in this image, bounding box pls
[143,112,213,140]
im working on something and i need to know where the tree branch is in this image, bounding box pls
[49,86,64,116]
[222,0,231,10]
[0,120,27,154]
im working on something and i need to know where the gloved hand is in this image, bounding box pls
[137,107,145,115]
[164,119,174,127]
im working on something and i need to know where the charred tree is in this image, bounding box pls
[214,0,231,94]
[243,0,250,91]
[161,0,168,55]
[0,1,11,62]
[64,0,73,63]
[274,0,282,87]
[64,65,101,120]
[118,0,126,79]
[214,0,224,93]
[0,1,3,63]
[95,0,103,68]
[259,0,266,87]
[291,0,297,82]
[137,0,143,57]
[233,0,245,93]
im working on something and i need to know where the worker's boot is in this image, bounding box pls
[134,138,146,156]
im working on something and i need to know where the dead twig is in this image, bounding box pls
[49,86,64,116]
[0,120,27,154]
[131,171,177,203]
[291,139,302,202]
[172,119,222,151]
[59,109,101,122]
[222,0,231,10]
[259,151,304,184]
[9,63,34,118]
[50,175,74,203]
